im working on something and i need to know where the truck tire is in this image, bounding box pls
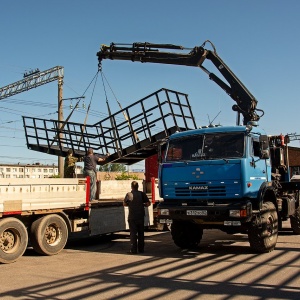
[248,201,278,253]
[290,205,300,234]
[171,220,203,249]
[0,218,28,264]
[30,214,68,256]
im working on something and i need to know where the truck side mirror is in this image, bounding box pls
[158,154,162,164]
[260,149,270,159]
[259,135,270,159]
[284,135,290,144]
[158,141,167,163]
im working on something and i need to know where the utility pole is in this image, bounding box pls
[58,76,64,178]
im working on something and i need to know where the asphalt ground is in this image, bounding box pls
[0,221,299,300]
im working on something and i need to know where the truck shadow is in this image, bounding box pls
[63,227,299,257]
[24,224,298,259]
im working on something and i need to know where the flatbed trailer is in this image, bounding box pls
[0,178,153,264]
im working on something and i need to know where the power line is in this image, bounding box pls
[0,98,57,108]
[0,111,59,126]
[0,126,23,131]
[0,145,28,147]
[0,135,23,139]
[0,155,57,161]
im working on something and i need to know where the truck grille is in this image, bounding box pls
[174,182,240,198]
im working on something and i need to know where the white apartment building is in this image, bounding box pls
[0,163,59,179]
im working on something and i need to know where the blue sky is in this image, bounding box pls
[1,0,300,169]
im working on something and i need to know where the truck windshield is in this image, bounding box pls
[166,132,245,161]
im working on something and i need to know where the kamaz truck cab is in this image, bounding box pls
[159,123,270,209]
[157,124,272,249]
[157,125,300,253]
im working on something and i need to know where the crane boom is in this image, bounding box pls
[0,66,64,100]
[97,41,264,125]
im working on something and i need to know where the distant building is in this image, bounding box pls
[0,163,59,179]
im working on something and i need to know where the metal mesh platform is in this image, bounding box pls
[22,88,197,165]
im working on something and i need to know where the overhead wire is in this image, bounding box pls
[62,71,100,125]
[1,98,57,108]
[0,111,58,126]
[0,70,105,163]
[49,70,100,149]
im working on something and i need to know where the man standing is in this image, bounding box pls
[64,149,78,178]
[124,181,151,254]
[83,148,107,201]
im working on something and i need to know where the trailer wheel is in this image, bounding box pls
[0,218,28,264]
[248,201,278,253]
[30,214,68,256]
[290,205,300,234]
[171,220,203,249]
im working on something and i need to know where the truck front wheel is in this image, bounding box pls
[171,220,203,249]
[290,205,300,234]
[30,214,68,256]
[248,201,278,253]
[0,218,28,264]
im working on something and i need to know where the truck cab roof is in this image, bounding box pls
[169,124,266,139]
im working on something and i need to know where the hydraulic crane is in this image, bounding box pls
[97,40,300,253]
[97,41,264,126]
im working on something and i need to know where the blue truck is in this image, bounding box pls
[98,40,300,252]
[158,125,300,252]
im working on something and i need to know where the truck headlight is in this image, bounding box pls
[159,209,170,216]
[229,210,241,217]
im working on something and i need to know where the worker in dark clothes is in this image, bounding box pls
[123,181,151,254]
[83,148,107,201]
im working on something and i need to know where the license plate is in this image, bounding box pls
[186,210,207,216]
[159,219,173,224]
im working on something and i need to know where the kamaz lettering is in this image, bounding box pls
[189,186,208,190]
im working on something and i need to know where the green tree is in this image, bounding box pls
[98,163,126,172]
